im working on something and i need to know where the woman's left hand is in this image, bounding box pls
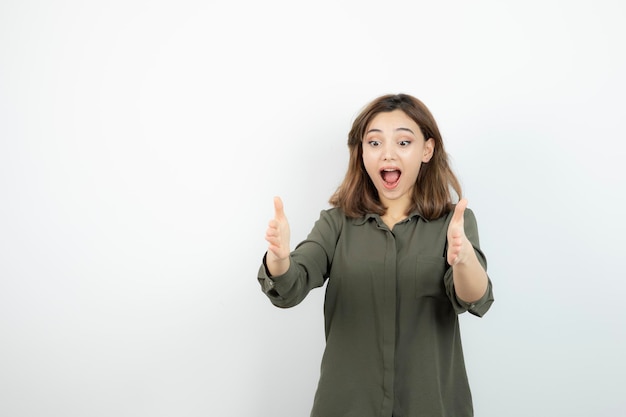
[447,198,472,266]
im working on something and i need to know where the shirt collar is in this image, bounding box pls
[352,210,427,226]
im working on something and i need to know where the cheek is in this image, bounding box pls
[361,153,378,178]
[405,164,422,182]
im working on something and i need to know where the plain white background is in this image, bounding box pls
[1,1,625,416]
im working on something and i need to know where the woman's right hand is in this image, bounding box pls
[264,196,291,276]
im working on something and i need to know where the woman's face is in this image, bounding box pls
[361,109,434,211]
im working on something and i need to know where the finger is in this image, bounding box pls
[267,244,283,259]
[265,231,283,246]
[448,250,459,266]
[273,196,285,220]
[448,241,463,263]
[265,236,281,247]
[451,198,468,224]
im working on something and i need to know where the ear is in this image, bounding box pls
[422,138,435,163]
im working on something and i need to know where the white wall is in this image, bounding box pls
[1,1,625,416]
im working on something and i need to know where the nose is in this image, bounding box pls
[382,143,396,161]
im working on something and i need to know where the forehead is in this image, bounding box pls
[366,109,421,133]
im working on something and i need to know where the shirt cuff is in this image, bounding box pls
[259,252,296,297]
[456,279,494,317]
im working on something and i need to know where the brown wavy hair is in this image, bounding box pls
[329,93,462,220]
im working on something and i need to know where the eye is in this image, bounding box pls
[366,140,381,147]
[398,140,411,147]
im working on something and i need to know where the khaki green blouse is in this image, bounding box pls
[258,206,494,417]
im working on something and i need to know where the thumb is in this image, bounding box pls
[273,196,286,220]
[452,198,468,224]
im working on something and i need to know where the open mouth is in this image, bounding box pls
[380,168,401,189]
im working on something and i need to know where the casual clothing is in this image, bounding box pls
[258,206,494,417]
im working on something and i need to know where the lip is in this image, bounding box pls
[379,166,402,189]
[380,165,401,172]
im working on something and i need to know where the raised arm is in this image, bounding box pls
[264,196,291,277]
[446,199,489,303]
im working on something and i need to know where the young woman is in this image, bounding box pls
[258,93,494,417]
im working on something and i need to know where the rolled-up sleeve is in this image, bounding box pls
[257,209,342,308]
[444,208,495,317]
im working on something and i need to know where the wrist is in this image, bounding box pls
[266,253,290,277]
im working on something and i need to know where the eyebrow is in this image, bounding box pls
[365,127,416,135]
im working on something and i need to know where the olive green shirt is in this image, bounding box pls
[258,206,494,417]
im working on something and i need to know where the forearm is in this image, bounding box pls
[266,252,290,277]
[259,249,325,308]
[452,246,489,303]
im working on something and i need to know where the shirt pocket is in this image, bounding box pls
[415,255,447,299]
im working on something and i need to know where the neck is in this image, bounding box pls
[381,195,410,217]
[380,197,411,227]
